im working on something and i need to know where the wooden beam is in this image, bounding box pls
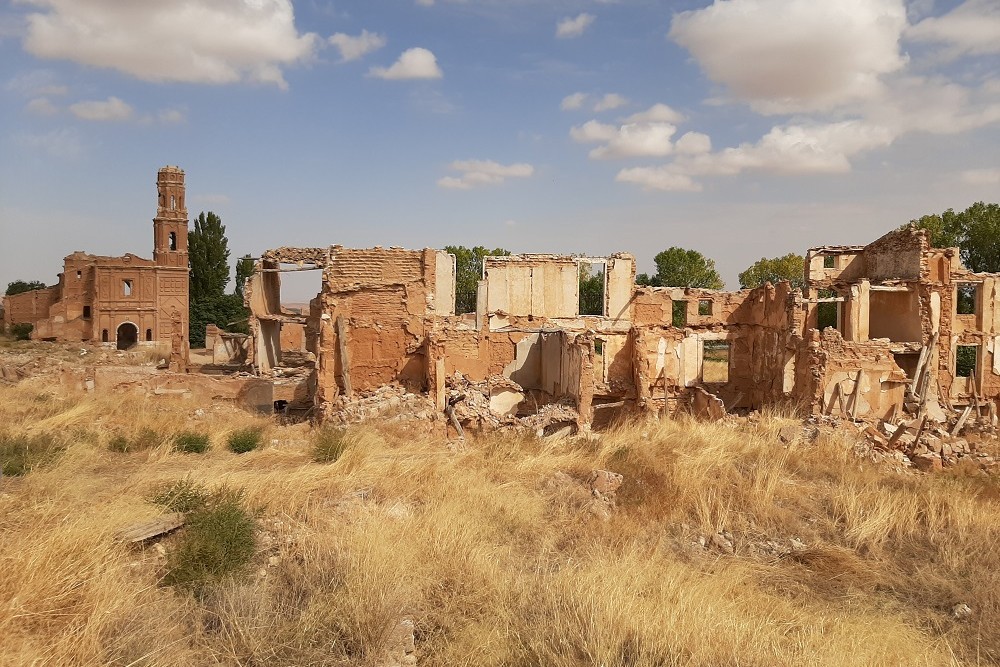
[335,315,353,399]
[952,405,973,436]
[848,370,863,419]
[116,513,185,544]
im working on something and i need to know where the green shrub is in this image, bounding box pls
[312,427,347,463]
[174,431,210,454]
[0,433,63,476]
[227,427,262,454]
[150,478,211,513]
[10,323,33,341]
[162,487,257,591]
[108,428,161,453]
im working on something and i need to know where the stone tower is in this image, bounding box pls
[153,165,188,268]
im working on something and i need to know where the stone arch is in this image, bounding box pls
[116,322,139,350]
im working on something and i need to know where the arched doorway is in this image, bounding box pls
[116,323,138,350]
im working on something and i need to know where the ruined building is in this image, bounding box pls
[246,226,1000,431]
[3,167,190,354]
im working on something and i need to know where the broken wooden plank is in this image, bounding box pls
[116,512,185,544]
[335,315,353,399]
[951,405,973,436]
[445,403,465,440]
[848,370,863,420]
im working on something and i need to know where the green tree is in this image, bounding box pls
[233,254,254,301]
[444,245,510,314]
[189,212,231,300]
[906,202,1000,272]
[959,202,1000,273]
[188,212,249,346]
[5,280,47,296]
[738,253,805,289]
[645,247,724,289]
[578,263,605,315]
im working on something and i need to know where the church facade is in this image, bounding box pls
[3,166,190,352]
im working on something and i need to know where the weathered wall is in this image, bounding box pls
[3,287,60,329]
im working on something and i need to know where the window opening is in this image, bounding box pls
[956,345,978,378]
[123,280,133,296]
[145,328,153,342]
[672,300,688,327]
[76,270,81,280]
[957,283,977,315]
[82,306,91,319]
[102,329,109,343]
[702,341,730,383]
[168,232,177,251]
[823,255,836,269]
[698,299,712,316]
[578,261,606,316]
[817,289,838,331]
[170,195,176,210]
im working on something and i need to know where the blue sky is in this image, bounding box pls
[1,0,998,298]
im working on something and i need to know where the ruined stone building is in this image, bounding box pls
[246,226,1000,432]
[3,166,190,352]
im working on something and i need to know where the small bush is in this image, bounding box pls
[10,323,33,341]
[174,431,210,454]
[227,427,262,454]
[150,478,210,513]
[108,428,161,453]
[0,433,63,476]
[163,487,257,591]
[312,427,347,463]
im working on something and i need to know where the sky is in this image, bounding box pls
[1,0,998,299]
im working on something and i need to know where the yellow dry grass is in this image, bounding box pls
[2,381,1000,666]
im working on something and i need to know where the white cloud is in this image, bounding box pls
[369,47,443,80]
[556,13,594,38]
[669,0,908,113]
[21,0,318,89]
[437,159,534,189]
[6,70,67,97]
[615,120,894,192]
[593,93,628,112]
[157,108,187,124]
[615,167,701,192]
[329,29,386,62]
[908,0,1000,56]
[68,96,133,122]
[569,120,618,143]
[961,168,1000,185]
[25,97,58,115]
[625,103,685,124]
[14,127,82,158]
[675,131,712,155]
[571,119,678,159]
[561,92,587,110]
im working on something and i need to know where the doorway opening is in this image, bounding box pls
[116,322,138,350]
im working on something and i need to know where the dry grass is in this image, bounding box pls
[1,381,999,666]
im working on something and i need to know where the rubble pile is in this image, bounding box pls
[805,410,999,473]
[325,385,439,426]
[447,372,581,435]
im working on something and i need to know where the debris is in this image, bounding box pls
[115,512,186,544]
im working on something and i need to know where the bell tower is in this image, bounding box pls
[153,165,188,268]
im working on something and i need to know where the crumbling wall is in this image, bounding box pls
[630,282,797,414]
[311,247,454,419]
[3,286,61,330]
[863,226,927,283]
[805,328,908,420]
